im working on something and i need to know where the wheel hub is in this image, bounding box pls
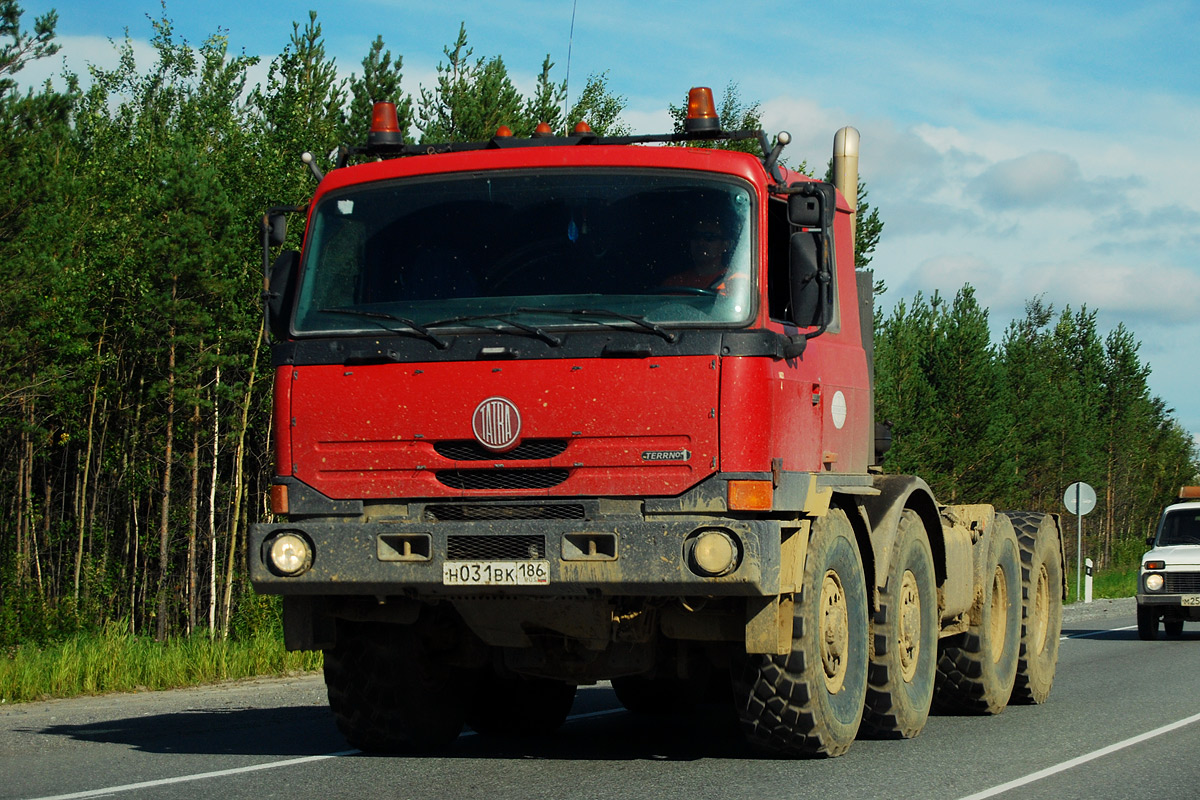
[898,569,921,682]
[988,564,1009,663]
[820,569,849,693]
[1029,563,1049,655]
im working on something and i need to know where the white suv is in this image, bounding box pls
[1138,488,1200,640]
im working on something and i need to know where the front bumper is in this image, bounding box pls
[249,515,780,597]
[1137,593,1200,611]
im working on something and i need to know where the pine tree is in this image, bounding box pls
[416,24,522,143]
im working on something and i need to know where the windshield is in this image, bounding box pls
[292,169,755,335]
[1157,509,1200,546]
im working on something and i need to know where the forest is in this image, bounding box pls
[0,6,1193,648]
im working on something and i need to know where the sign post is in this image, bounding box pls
[1063,481,1097,601]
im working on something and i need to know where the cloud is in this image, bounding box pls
[900,250,1200,325]
[966,150,1135,211]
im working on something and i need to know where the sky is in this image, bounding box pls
[18,0,1200,445]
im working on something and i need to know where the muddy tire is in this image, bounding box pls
[860,509,937,739]
[1137,604,1160,640]
[466,671,576,737]
[732,508,869,757]
[1006,511,1063,705]
[324,619,467,752]
[934,514,1021,714]
[1164,618,1184,638]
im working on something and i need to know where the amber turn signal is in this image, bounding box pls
[728,480,772,511]
[270,484,289,515]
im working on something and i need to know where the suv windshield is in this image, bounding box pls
[1158,509,1200,546]
[292,169,755,335]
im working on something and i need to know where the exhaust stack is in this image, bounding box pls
[832,126,860,265]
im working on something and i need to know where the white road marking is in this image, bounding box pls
[28,708,629,799]
[1062,624,1137,640]
[28,751,360,800]
[957,710,1200,800]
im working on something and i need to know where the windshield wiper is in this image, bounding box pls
[424,313,563,347]
[514,307,677,342]
[316,307,449,349]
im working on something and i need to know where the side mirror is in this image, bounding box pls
[787,193,821,227]
[265,214,288,247]
[789,230,833,330]
[266,250,300,340]
[786,181,836,333]
[1146,536,1156,547]
[789,231,821,326]
[788,181,836,228]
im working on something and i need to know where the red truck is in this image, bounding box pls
[249,88,1065,757]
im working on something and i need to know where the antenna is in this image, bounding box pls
[565,0,578,117]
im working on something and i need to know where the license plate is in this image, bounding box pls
[442,560,550,586]
[1182,595,1200,607]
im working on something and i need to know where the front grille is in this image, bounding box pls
[437,469,569,491]
[434,440,568,461]
[446,535,546,560]
[427,503,586,521]
[1165,573,1200,592]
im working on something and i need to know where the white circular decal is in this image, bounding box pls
[831,390,847,430]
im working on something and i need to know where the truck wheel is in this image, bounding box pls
[324,620,467,752]
[466,671,577,737]
[860,509,937,739]
[1006,511,1063,705]
[934,514,1021,714]
[1164,618,1184,638]
[612,675,694,715]
[732,507,869,757]
[1137,604,1160,640]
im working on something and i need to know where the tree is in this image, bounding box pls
[566,71,627,136]
[874,287,1008,502]
[0,0,58,95]
[874,291,939,480]
[999,297,1071,509]
[523,55,565,134]
[415,24,522,142]
[416,26,627,141]
[251,11,345,183]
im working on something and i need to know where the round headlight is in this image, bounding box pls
[1145,573,1165,592]
[268,532,313,576]
[686,529,740,577]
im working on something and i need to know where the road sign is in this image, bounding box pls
[1063,481,1096,516]
[1063,481,1097,602]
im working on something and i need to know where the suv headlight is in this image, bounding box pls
[1144,573,1165,592]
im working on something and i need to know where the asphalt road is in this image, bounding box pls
[2,597,1198,800]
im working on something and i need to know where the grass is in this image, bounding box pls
[0,625,322,704]
[1064,564,1137,605]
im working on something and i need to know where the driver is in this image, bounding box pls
[661,209,746,296]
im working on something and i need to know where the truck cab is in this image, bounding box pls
[248,88,1064,758]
